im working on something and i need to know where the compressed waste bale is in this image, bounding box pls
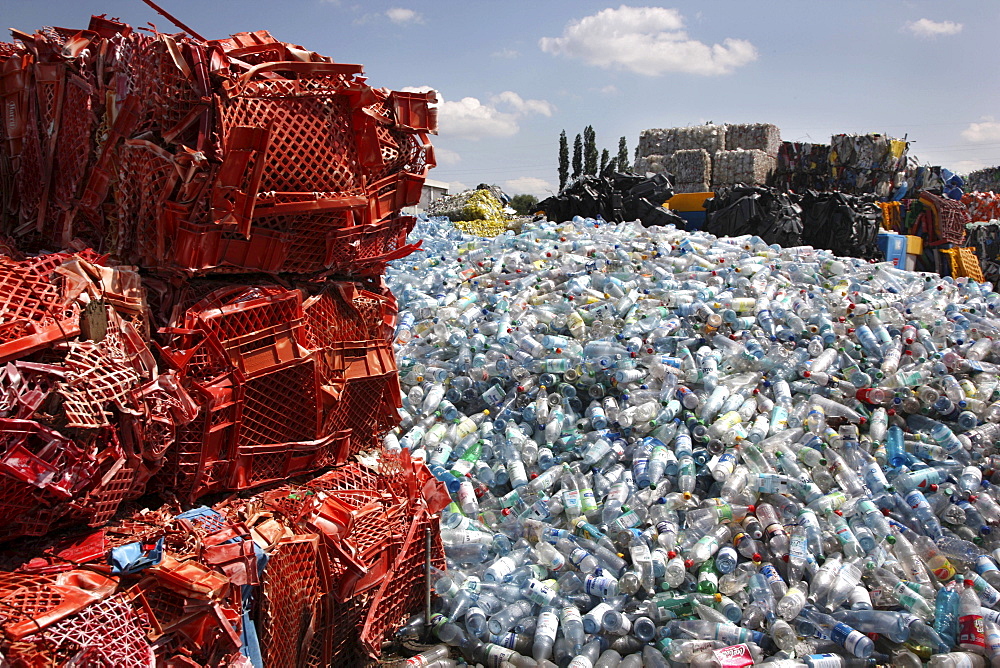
[724,123,781,155]
[712,149,777,187]
[634,154,668,176]
[670,149,713,185]
[967,167,1000,194]
[673,181,713,194]
[704,184,803,248]
[426,186,512,237]
[800,190,882,259]
[636,124,726,159]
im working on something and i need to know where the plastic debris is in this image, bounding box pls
[0,454,446,665]
[383,213,1000,667]
[0,10,441,667]
[539,172,683,228]
[0,16,435,276]
[428,185,514,237]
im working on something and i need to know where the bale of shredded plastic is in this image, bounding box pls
[426,188,512,237]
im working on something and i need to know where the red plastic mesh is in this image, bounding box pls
[132,580,190,636]
[58,340,142,428]
[325,216,418,276]
[359,506,444,657]
[187,286,301,344]
[241,209,352,275]
[0,574,64,635]
[0,257,81,362]
[26,594,154,667]
[131,37,202,143]
[221,92,363,197]
[322,370,401,457]
[113,141,177,263]
[303,282,393,356]
[81,456,137,527]
[0,474,41,537]
[50,76,93,235]
[327,591,372,666]
[239,359,318,447]
[152,376,240,502]
[260,535,322,668]
[12,87,43,232]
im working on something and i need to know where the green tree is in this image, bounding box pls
[558,130,569,191]
[510,194,539,216]
[617,136,630,172]
[572,133,583,179]
[599,148,610,174]
[583,125,598,176]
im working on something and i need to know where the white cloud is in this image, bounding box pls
[539,5,757,76]
[401,87,554,140]
[436,96,520,139]
[598,85,620,95]
[504,177,557,199]
[449,181,469,194]
[434,147,462,166]
[491,91,555,117]
[386,7,422,24]
[492,48,520,59]
[905,18,963,38]
[962,117,1000,143]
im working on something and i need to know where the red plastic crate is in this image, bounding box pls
[0,256,82,363]
[21,594,155,667]
[322,368,402,461]
[228,430,349,491]
[260,533,323,668]
[324,215,420,277]
[358,505,445,658]
[302,281,397,353]
[238,357,320,449]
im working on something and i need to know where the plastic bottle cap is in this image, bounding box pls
[746,505,755,514]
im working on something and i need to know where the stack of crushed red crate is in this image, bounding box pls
[0,12,443,666]
[0,453,447,666]
[0,18,435,276]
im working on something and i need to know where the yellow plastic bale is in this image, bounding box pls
[452,219,509,238]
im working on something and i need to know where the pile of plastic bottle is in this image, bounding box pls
[383,215,1000,668]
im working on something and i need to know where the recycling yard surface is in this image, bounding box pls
[4,3,1000,668]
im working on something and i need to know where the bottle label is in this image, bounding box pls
[977,555,999,575]
[536,610,559,639]
[760,563,784,589]
[484,645,517,668]
[829,623,866,655]
[970,574,1000,607]
[804,654,846,668]
[585,575,617,597]
[711,643,755,668]
[959,613,986,650]
[981,607,1000,624]
[491,632,518,649]
[488,558,516,582]
[927,555,955,581]
[580,488,597,514]
[545,550,565,571]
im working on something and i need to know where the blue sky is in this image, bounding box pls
[6,1,1000,198]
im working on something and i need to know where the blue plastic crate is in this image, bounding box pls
[877,232,907,269]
